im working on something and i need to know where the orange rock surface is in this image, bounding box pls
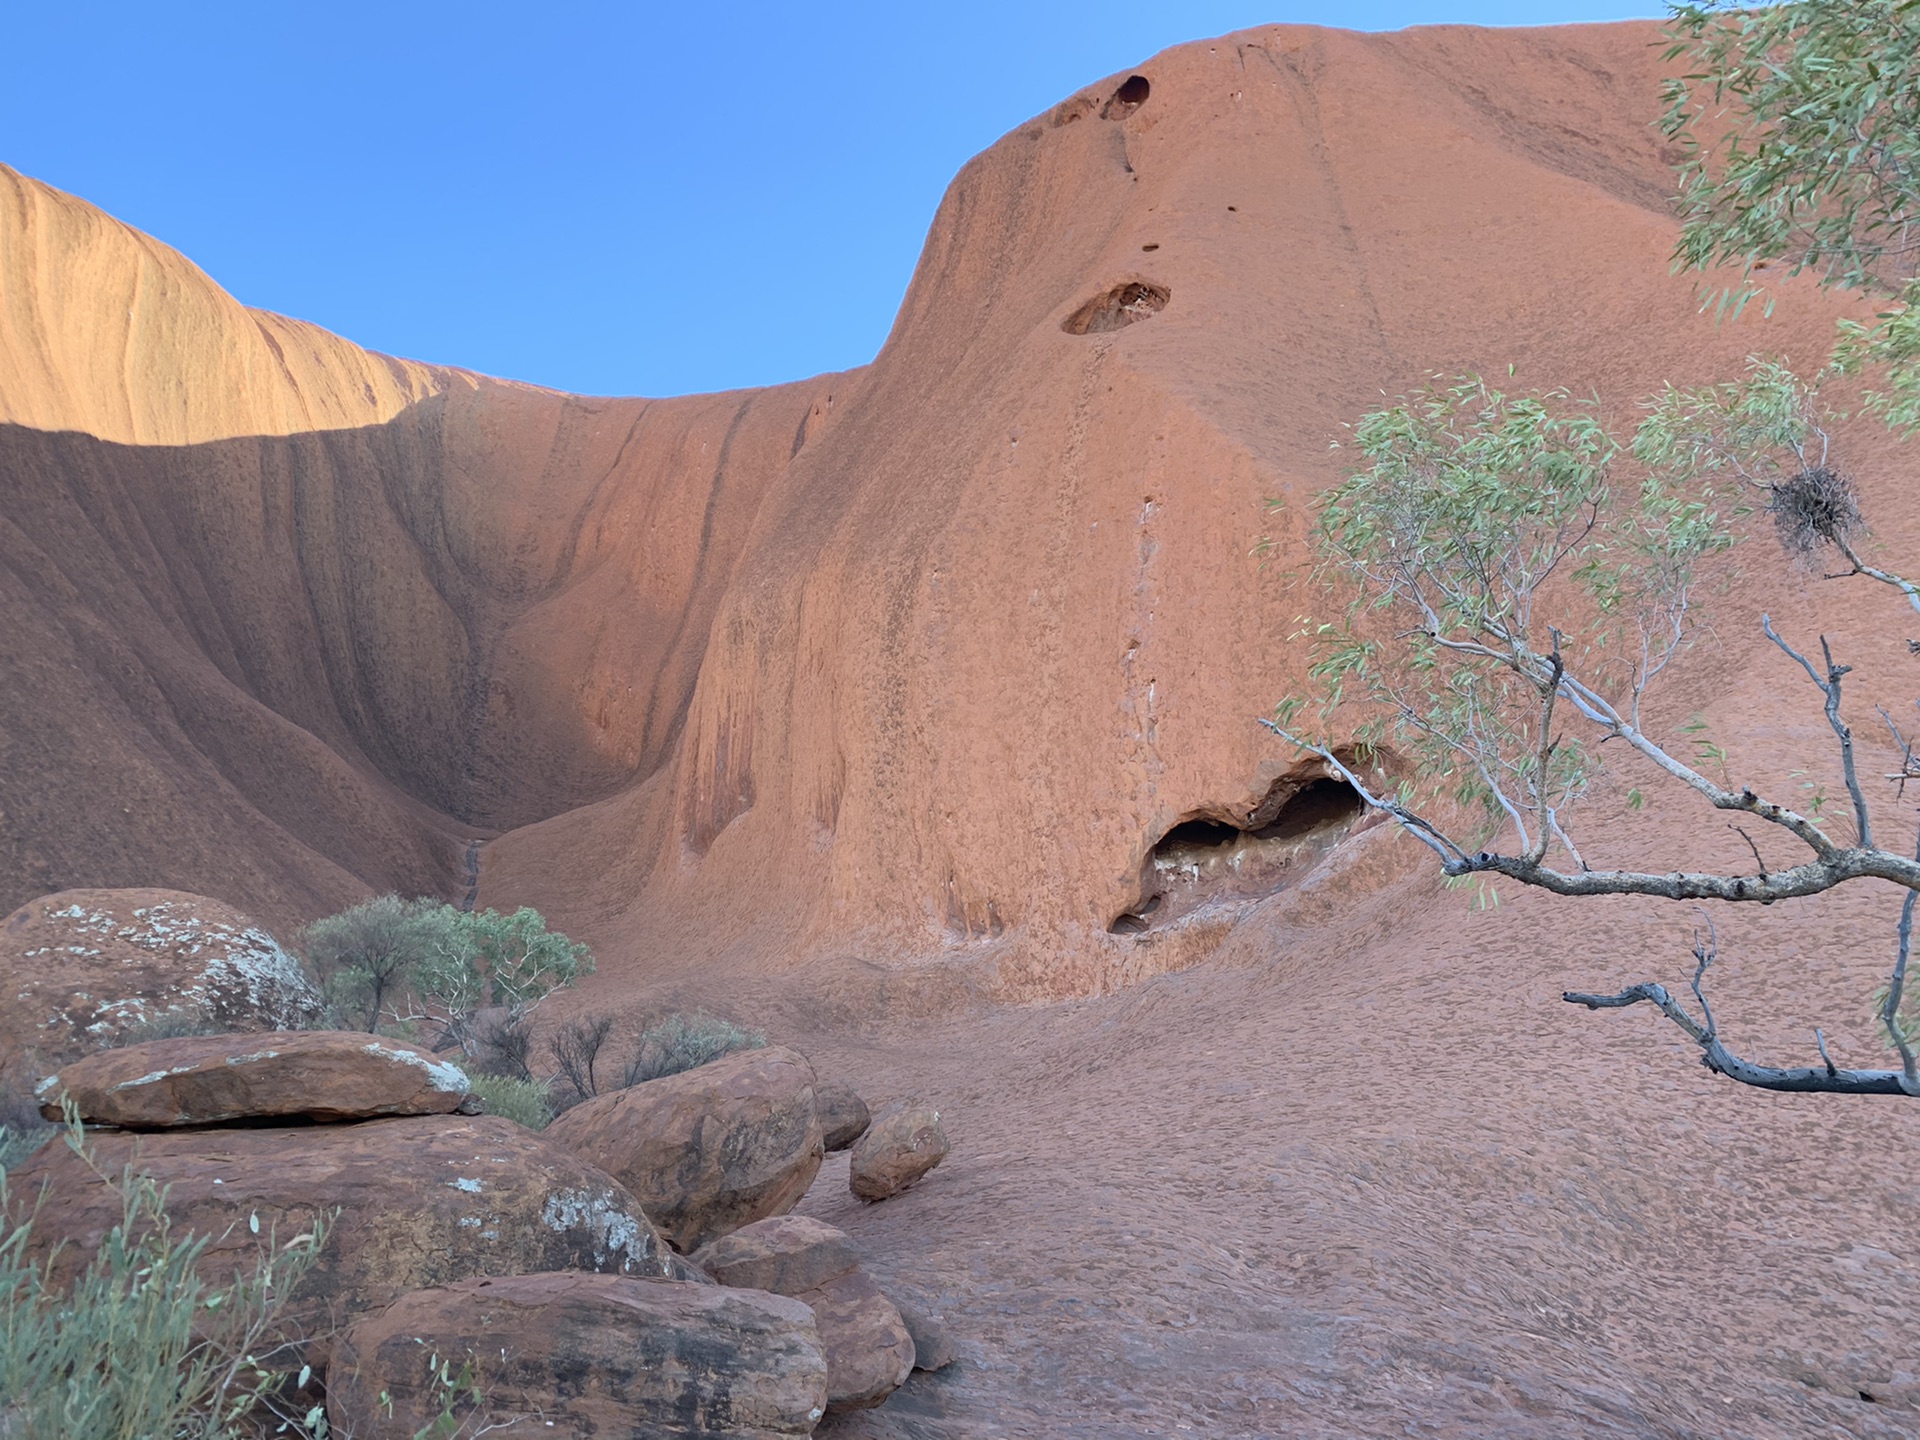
[7,22,1920,1432]
[3,21,1894,992]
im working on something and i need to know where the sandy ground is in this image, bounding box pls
[689,845,1920,1440]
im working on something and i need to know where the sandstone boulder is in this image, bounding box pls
[849,1100,950,1202]
[544,1045,823,1252]
[35,1030,470,1127]
[815,1080,871,1151]
[800,1270,917,1410]
[328,1273,828,1439]
[0,889,322,1071]
[8,1115,675,1360]
[693,1214,860,1295]
[694,1214,915,1410]
[899,1301,956,1372]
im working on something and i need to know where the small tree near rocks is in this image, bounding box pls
[546,1012,767,1113]
[302,898,591,1053]
[1268,0,1920,1098]
[548,1013,617,1110]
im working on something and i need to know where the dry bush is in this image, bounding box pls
[624,1013,766,1087]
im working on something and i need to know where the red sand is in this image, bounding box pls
[5,19,1919,1434]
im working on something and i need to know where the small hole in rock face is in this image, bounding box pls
[1227,205,1238,212]
[1108,775,1366,933]
[1141,243,1160,251]
[1102,74,1151,120]
[1061,281,1170,336]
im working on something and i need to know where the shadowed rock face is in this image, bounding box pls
[327,1274,829,1439]
[0,20,1876,991]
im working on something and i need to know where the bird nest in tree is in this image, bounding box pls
[1769,466,1862,559]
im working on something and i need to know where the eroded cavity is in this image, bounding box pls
[1110,776,1366,934]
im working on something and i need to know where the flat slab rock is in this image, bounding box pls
[7,1114,674,1363]
[694,1214,914,1411]
[546,1045,824,1253]
[849,1099,951,1201]
[36,1030,471,1126]
[329,1273,828,1439]
[0,889,323,1069]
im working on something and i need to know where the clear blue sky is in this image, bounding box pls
[3,2,1664,398]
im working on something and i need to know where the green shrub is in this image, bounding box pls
[0,1120,328,1438]
[2,1106,499,1438]
[302,897,593,1038]
[624,1013,766,1086]
[461,1071,554,1130]
[0,1081,55,1172]
[302,893,440,1032]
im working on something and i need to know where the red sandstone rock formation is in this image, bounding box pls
[9,1114,679,1361]
[544,1045,825,1251]
[10,21,1920,1436]
[327,1274,829,1439]
[36,1029,472,1127]
[0,21,1894,995]
[0,888,323,1069]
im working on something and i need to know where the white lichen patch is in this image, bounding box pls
[362,1041,470,1094]
[451,1177,484,1193]
[541,1187,662,1274]
[21,897,325,1046]
[107,1066,198,1091]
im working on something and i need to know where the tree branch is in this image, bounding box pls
[1761,618,1872,847]
[1525,641,1565,865]
[1833,533,1920,619]
[1455,844,1919,901]
[1881,830,1920,1084]
[1553,664,1838,858]
[1257,718,1472,866]
[1563,984,1920,1096]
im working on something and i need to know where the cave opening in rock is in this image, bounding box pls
[1109,775,1367,934]
[1061,281,1170,336]
[1253,777,1366,840]
[1103,75,1151,119]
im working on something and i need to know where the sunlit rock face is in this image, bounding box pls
[0,21,1870,994]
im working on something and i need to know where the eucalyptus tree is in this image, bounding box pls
[1266,0,1920,1095]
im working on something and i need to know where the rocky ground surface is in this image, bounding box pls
[743,853,1920,1440]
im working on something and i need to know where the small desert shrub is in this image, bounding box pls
[463,1008,536,1081]
[624,1013,766,1086]
[0,1121,329,1439]
[461,1070,554,1130]
[548,1013,617,1107]
[0,1081,54,1171]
